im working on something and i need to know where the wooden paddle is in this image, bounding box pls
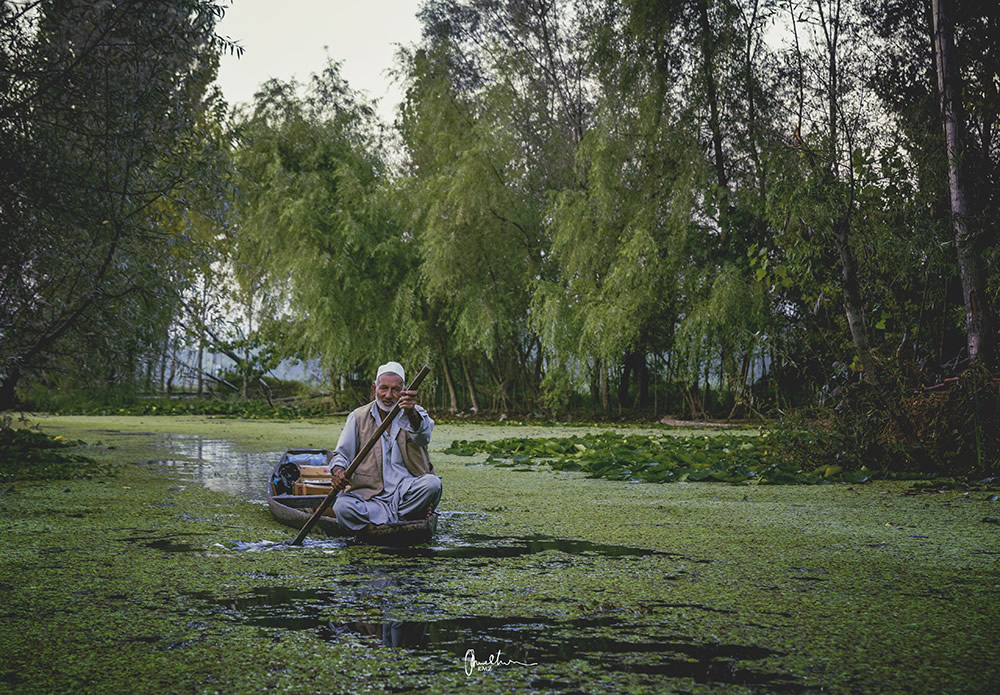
[290,364,431,545]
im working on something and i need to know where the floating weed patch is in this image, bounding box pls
[0,427,110,482]
[443,431,874,485]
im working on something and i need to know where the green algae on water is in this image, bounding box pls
[0,415,997,694]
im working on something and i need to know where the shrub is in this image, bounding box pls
[0,424,109,482]
[898,363,999,479]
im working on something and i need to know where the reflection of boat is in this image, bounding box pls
[266,448,437,545]
[327,621,431,648]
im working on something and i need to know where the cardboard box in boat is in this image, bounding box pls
[293,480,333,496]
[298,465,331,477]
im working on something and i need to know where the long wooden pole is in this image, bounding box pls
[290,364,431,545]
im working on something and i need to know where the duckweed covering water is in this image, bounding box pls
[0,415,998,693]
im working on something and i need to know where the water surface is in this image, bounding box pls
[132,432,807,693]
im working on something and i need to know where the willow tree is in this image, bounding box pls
[399,0,585,411]
[231,63,423,386]
[399,49,543,411]
[534,91,701,412]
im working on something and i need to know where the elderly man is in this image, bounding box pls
[329,361,442,531]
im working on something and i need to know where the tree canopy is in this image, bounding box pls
[0,0,234,408]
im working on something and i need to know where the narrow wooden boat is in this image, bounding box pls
[267,448,437,545]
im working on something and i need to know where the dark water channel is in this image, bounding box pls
[134,434,806,693]
[189,582,802,691]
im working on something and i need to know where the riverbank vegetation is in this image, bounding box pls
[0,420,107,482]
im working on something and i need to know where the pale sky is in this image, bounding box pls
[214,1,424,123]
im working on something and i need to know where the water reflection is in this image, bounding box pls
[140,434,280,503]
[188,584,805,692]
[328,620,430,648]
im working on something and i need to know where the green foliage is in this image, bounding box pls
[675,263,770,384]
[443,431,874,485]
[230,61,424,378]
[19,372,330,419]
[539,367,575,416]
[845,363,1000,479]
[214,333,282,390]
[0,427,106,482]
[19,376,142,414]
[37,398,331,420]
[0,0,233,408]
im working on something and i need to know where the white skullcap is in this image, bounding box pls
[375,361,405,383]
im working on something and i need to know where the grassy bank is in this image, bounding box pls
[1,415,998,693]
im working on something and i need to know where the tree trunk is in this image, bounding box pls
[653,355,658,416]
[599,358,609,412]
[702,359,711,417]
[460,356,480,412]
[616,349,650,408]
[196,300,205,397]
[532,337,544,406]
[166,348,177,395]
[196,337,204,397]
[490,366,510,413]
[728,349,753,420]
[697,0,730,250]
[618,351,633,407]
[440,352,459,414]
[159,343,167,392]
[0,367,21,411]
[241,359,248,399]
[932,0,995,367]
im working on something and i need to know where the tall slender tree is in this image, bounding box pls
[931,0,995,367]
